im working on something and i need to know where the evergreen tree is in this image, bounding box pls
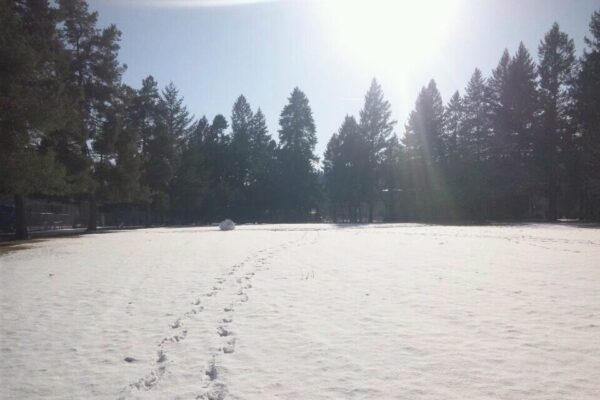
[112,86,145,201]
[574,10,600,220]
[359,78,396,221]
[129,76,162,224]
[0,0,75,238]
[247,108,277,220]
[441,90,465,218]
[162,82,193,154]
[145,82,192,223]
[461,69,492,220]
[488,44,539,218]
[58,0,126,230]
[324,116,367,222]
[403,80,445,219]
[442,91,464,165]
[171,115,208,224]
[229,95,254,218]
[199,114,231,221]
[537,22,576,220]
[380,134,403,221]
[277,87,319,221]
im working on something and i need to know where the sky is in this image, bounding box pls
[89,0,599,157]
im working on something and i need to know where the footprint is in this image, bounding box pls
[224,305,234,312]
[171,319,182,329]
[217,326,231,337]
[157,350,167,363]
[205,359,218,381]
[222,317,233,323]
[239,293,249,303]
[162,330,187,344]
[223,339,236,354]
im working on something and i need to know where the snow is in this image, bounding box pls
[1,224,599,399]
[219,219,236,231]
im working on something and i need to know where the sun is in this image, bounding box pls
[318,0,461,75]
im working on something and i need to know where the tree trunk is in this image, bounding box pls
[14,194,29,240]
[87,197,98,232]
[547,170,558,221]
[368,201,374,223]
[145,203,152,227]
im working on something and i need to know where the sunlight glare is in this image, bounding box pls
[320,0,461,75]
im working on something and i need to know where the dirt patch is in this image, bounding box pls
[0,240,40,256]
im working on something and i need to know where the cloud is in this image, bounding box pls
[112,0,278,8]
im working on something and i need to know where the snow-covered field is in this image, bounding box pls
[1,224,599,399]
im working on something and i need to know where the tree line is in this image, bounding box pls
[1,0,321,238]
[324,14,600,223]
[1,1,599,239]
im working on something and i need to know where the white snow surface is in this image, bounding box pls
[1,224,599,399]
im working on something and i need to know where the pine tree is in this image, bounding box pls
[58,0,126,230]
[358,79,396,221]
[403,80,444,219]
[229,95,254,218]
[161,82,193,154]
[442,91,464,165]
[324,116,366,222]
[171,115,208,224]
[127,76,162,224]
[277,87,319,221]
[109,85,145,204]
[537,22,576,220]
[145,82,192,223]
[441,91,465,218]
[198,115,231,221]
[247,108,277,220]
[0,0,76,239]
[380,134,403,221]
[461,69,492,220]
[575,10,600,219]
[488,44,539,219]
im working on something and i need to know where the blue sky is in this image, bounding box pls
[90,0,599,157]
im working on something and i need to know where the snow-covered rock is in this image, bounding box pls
[219,219,236,231]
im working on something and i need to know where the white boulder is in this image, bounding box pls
[219,219,236,231]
